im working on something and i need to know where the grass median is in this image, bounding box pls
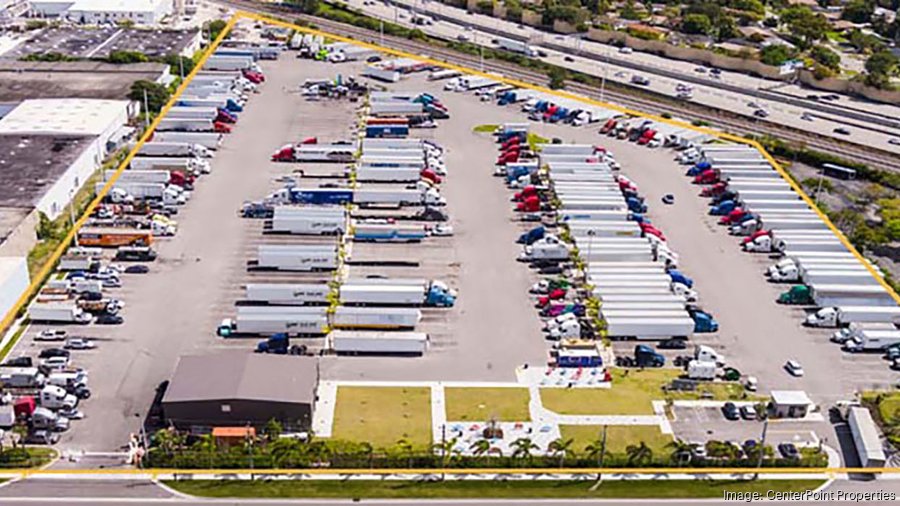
[444,387,531,422]
[330,386,432,450]
[166,478,825,499]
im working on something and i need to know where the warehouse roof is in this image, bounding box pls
[0,99,128,136]
[0,61,168,101]
[4,26,199,59]
[770,390,813,406]
[67,0,168,12]
[163,351,318,405]
[0,134,94,209]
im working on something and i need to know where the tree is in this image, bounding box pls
[865,50,899,88]
[547,438,574,467]
[759,44,795,65]
[470,439,491,457]
[287,0,320,14]
[681,13,713,35]
[625,441,653,465]
[780,6,828,48]
[584,438,606,465]
[128,80,170,113]
[107,50,148,64]
[848,28,887,53]
[842,0,875,23]
[263,419,283,442]
[666,439,694,466]
[510,437,538,462]
[547,66,567,89]
[205,19,228,42]
[810,45,841,71]
[393,438,415,468]
[164,55,196,77]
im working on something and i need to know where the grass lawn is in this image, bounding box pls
[331,386,432,450]
[167,479,825,499]
[541,369,679,415]
[874,392,900,425]
[472,124,498,133]
[542,369,756,416]
[444,387,531,422]
[560,425,673,455]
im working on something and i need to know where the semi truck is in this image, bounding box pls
[155,118,231,133]
[253,244,338,271]
[131,156,210,174]
[356,167,425,183]
[328,330,428,355]
[496,38,538,57]
[768,260,868,282]
[339,282,455,307]
[139,142,212,158]
[605,317,695,340]
[331,306,421,329]
[843,330,900,352]
[271,144,355,162]
[152,132,223,149]
[352,224,427,242]
[847,406,887,469]
[805,306,900,327]
[217,307,329,336]
[244,283,331,306]
[77,228,153,248]
[29,303,92,324]
[778,284,894,307]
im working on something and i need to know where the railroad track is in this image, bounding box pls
[222,0,900,172]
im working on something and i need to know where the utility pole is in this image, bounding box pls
[179,55,185,80]
[69,188,79,247]
[143,88,150,128]
[380,19,384,46]
[590,425,608,491]
[599,52,608,103]
[753,418,769,480]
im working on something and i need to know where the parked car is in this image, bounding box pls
[2,356,32,367]
[661,194,675,205]
[68,385,92,400]
[740,405,757,420]
[64,338,95,350]
[35,330,67,342]
[722,402,740,420]
[658,338,687,349]
[785,359,804,376]
[25,430,59,445]
[95,314,123,325]
[59,407,84,420]
[38,348,70,359]
[124,265,149,274]
[778,442,800,459]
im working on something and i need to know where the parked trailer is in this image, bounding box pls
[205,55,254,71]
[329,330,428,355]
[813,284,895,307]
[254,244,339,271]
[605,317,695,340]
[848,406,887,469]
[331,306,421,329]
[29,303,92,324]
[428,69,462,81]
[217,307,328,336]
[806,306,900,327]
[356,167,423,182]
[539,144,597,156]
[339,283,455,307]
[370,101,425,116]
[138,142,211,158]
[599,294,687,304]
[363,66,401,83]
[244,283,331,305]
[802,270,880,286]
[166,106,218,120]
[153,132,223,149]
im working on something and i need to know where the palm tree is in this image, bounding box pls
[625,441,653,466]
[547,437,574,467]
[666,439,693,466]
[510,437,539,464]
[394,438,415,468]
[584,438,606,466]
[470,438,491,457]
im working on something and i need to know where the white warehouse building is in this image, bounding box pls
[31,0,174,24]
[0,98,132,220]
[0,257,28,329]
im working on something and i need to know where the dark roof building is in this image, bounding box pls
[162,352,318,433]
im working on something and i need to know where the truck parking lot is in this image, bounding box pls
[9,27,898,459]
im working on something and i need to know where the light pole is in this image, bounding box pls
[753,418,769,480]
[585,229,595,282]
[380,19,384,46]
[69,188,79,247]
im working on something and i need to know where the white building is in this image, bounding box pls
[0,0,29,24]
[0,98,131,219]
[0,256,29,329]
[33,0,174,25]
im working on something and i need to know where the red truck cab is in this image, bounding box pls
[701,182,727,197]
[693,169,718,185]
[720,208,747,225]
[213,121,232,133]
[242,69,265,83]
[742,229,770,244]
[600,119,617,134]
[497,151,519,165]
[640,223,666,241]
[271,145,294,162]
[637,130,657,145]
[516,195,540,212]
[514,185,538,201]
[420,169,441,184]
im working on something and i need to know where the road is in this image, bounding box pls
[0,478,898,504]
[334,0,900,153]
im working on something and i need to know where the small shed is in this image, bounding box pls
[770,390,813,418]
[212,426,256,448]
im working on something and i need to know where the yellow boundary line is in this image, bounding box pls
[0,11,893,475]
[0,16,240,347]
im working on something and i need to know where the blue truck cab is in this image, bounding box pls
[690,310,719,333]
[291,188,354,205]
[686,160,711,176]
[628,213,650,224]
[426,285,456,307]
[517,226,545,245]
[634,344,665,367]
[240,202,273,218]
[667,270,693,288]
[256,333,289,353]
[225,98,244,112]
[709,200,737,215]
[626,196,647,214]
[505,163,537,182]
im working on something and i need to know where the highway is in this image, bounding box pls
[216,0,900,172]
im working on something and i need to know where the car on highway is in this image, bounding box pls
[619,46,633,54]
[710,68,721,75]
[747,101,759,108]
[753,109,769,118]
[564,56,574,62]
[722,402,740,420]
[35,329,67,342]
[889,138,900,146]
[457,34,470,42]
[631,75,650,86]
[778,442,800,460]
[694,66,707,73]
[834,127,850,135]
[785,359,804,376]
[801,113,813,121]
